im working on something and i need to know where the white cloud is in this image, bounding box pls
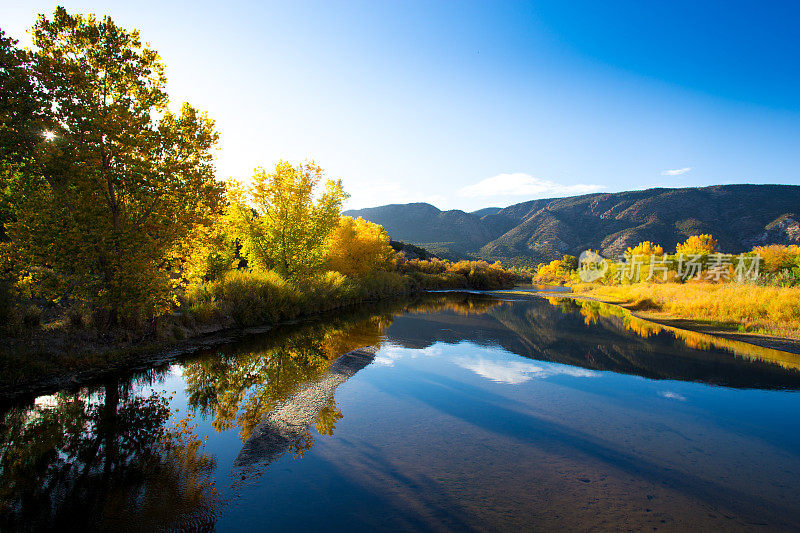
[659,391,687,401]
[458,173,604,198]
[374,343,443,366]
[660,167,692,176]
[453,355,599,384]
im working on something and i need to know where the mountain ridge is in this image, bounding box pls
[343,184,800,263]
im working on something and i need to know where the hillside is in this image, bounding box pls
[344,184,800,263]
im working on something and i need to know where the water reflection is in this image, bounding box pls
[384,293,800,390]
[3,291,800,530]
[0,376,219,531]
[183,295,501,445]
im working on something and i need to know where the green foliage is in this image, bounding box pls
[396,258,523,290]
[6,8,224,321]
[561,255,579,271]
[0,29,47,164]
[389,240,436,260]
[226,161,347,278]
[0,29,49,241]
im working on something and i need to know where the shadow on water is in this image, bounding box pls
[3,291,800,530]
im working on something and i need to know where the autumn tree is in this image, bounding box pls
[227,160,346,277]
[0,28,48,242]
[7,9,224,321]
[752,244,799,274]
[676,234,718,255]
[626,241,664,257]
[326,216,394,277]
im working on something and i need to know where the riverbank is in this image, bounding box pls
[564,283,800,354]
[0,267,523,403]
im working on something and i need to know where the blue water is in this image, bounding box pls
[3,293,800,531]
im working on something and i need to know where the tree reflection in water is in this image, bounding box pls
[0,375,219,531]
[183,294,501,461]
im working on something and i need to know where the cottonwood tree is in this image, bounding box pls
[0,28,48,241]
[676,234,718,255]
[325,216,394,277]
[8,8,224,321]
[227,160,347,277]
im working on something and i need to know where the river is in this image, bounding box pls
[2,291,800,531]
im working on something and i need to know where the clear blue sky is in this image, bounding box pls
[4,1,799,211]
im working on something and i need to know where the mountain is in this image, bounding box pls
[343,184,800,264]
[470,207,502,218]
[341,202,493,256]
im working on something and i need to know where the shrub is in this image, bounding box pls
[752,245,798,274]
[0,278,10,325]
[186,269,301,326]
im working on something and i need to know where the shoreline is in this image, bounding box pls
[532,290,800,356]
[6,286,800,406]
[0,293,421,405]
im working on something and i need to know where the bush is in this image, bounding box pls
[186,269,301,326]
[67,305,92,329]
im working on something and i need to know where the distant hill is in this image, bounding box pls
[470,207,502,218]
[342,202,493,256]
[344,184,800,263]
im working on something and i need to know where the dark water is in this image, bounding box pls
[3,292,800,531]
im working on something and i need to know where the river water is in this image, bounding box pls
[3,291,800,531]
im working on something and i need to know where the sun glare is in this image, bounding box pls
[42,130,56,141]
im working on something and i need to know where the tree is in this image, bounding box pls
[0,28,48,242]
[676,234,717,255]
[561,254,579,271]
[7,9,224,321]
[326,216,394,277]
[227,160,347,277]
[626,241,664,257]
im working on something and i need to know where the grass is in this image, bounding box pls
[571,282,800,339]
[184,263,523,328]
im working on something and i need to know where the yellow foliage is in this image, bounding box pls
[532,259,572,285]
[676,234,718,255]
[326,217,395,277]
[751,244,800,274]
[573,282,800,338]
[225,161,347,277]
[626,241,664,257]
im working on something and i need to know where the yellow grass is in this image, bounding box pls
[571,282,800,339]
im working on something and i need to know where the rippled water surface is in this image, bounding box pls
[3,292,800,531]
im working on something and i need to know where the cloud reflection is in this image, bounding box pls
[374,342,600,384]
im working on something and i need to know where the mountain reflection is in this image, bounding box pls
[384,292,800,390]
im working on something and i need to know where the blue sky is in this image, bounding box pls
[4,1,799,211]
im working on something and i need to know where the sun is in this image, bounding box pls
[42,130,56,141]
